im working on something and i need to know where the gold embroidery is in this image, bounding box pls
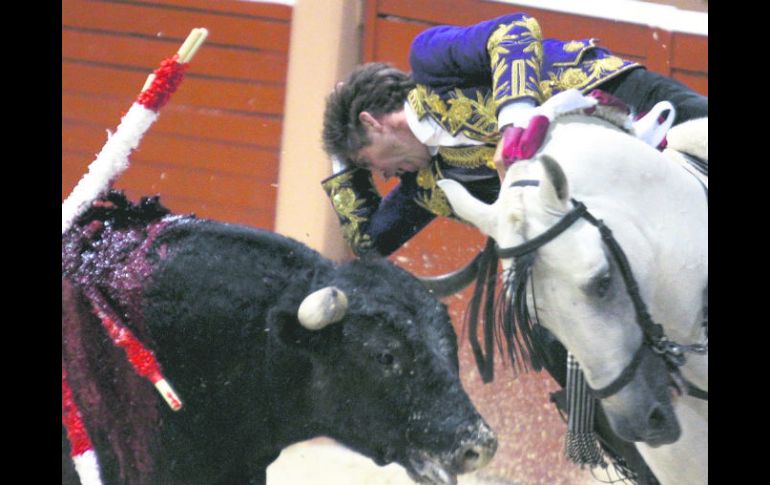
[492,60,510,100]
[322,171,373,250]
[488,17,544,107]
[407,87,427,119]
[425,91,448,119]
[552,38,599,67]
[472,90,498,133]
[558,68,589,90]
[540,79,555,100]
[521,16,542,41]
[511,59,527,97]
[414,166,453,217]
[563,41,585,52]
[415,167,434,189]
[438,145,496,169]
[446,95,474,134]
[320,169,349,193]
[588,56,626,77]
[488,23,517,84]
[540,56,633,96]
[410,85,498,140]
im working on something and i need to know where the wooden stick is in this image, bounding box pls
[140,28,208,92]
[141,73,156,93]
[177,28,208,64]
[154,378,183,411]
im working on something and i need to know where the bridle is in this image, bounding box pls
[496,193,708,401]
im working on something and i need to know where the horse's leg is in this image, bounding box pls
[635,396,708,485]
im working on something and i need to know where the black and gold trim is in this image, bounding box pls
[408,85,499,141]
[540,58,640,100]
[488,16,545,107]
[321,168,379,252]
[414,163,454,217]
[438,145,497,170]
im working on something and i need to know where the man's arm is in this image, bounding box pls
[409,12,545,112]
[321,168,436,257]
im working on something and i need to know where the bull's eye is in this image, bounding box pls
[376,352,394,366]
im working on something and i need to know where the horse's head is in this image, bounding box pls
[438,113,707,447]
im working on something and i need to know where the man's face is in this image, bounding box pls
[355,112,431,179]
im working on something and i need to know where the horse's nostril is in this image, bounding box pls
[648,405,667,429]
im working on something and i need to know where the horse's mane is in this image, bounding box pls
[464,239,549,383]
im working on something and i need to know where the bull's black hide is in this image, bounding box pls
[62,192,496,485]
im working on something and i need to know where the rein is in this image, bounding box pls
[495,197,708,401]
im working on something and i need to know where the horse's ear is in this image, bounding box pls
[437,179,497,237]
[539,155,570,211]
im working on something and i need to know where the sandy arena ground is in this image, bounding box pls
[266,438,599,485]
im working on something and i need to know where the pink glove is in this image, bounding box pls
[501,115,551,167]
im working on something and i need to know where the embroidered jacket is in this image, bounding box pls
[322,12,641,256]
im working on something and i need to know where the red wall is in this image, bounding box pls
[62,0,292,229]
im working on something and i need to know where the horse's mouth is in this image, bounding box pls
[644,435,678,448]
[641,423,681,447]
[610,406,681,447]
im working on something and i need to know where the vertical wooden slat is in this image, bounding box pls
[362,0,380,63]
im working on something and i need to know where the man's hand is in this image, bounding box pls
[494,115,550,180]
[493,126,521,180]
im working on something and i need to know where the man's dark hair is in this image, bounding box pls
[322,62,415,164]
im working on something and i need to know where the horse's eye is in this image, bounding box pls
[376,352,394,366]
[594,273,612,298]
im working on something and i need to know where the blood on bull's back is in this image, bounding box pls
[62,191,496,485]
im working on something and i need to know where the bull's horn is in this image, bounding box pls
[297,286,349,330]
[417,250,485,297]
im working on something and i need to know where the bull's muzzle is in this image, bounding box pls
[453,422,497,473]
[408,421,497,484]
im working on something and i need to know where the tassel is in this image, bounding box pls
[565,353,606,467]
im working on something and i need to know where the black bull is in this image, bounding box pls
[62,193,497,485]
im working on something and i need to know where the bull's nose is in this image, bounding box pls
[454,424,497,473]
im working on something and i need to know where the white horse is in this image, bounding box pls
[436,106,707,485]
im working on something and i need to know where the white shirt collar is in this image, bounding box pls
[404,101,441,155]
